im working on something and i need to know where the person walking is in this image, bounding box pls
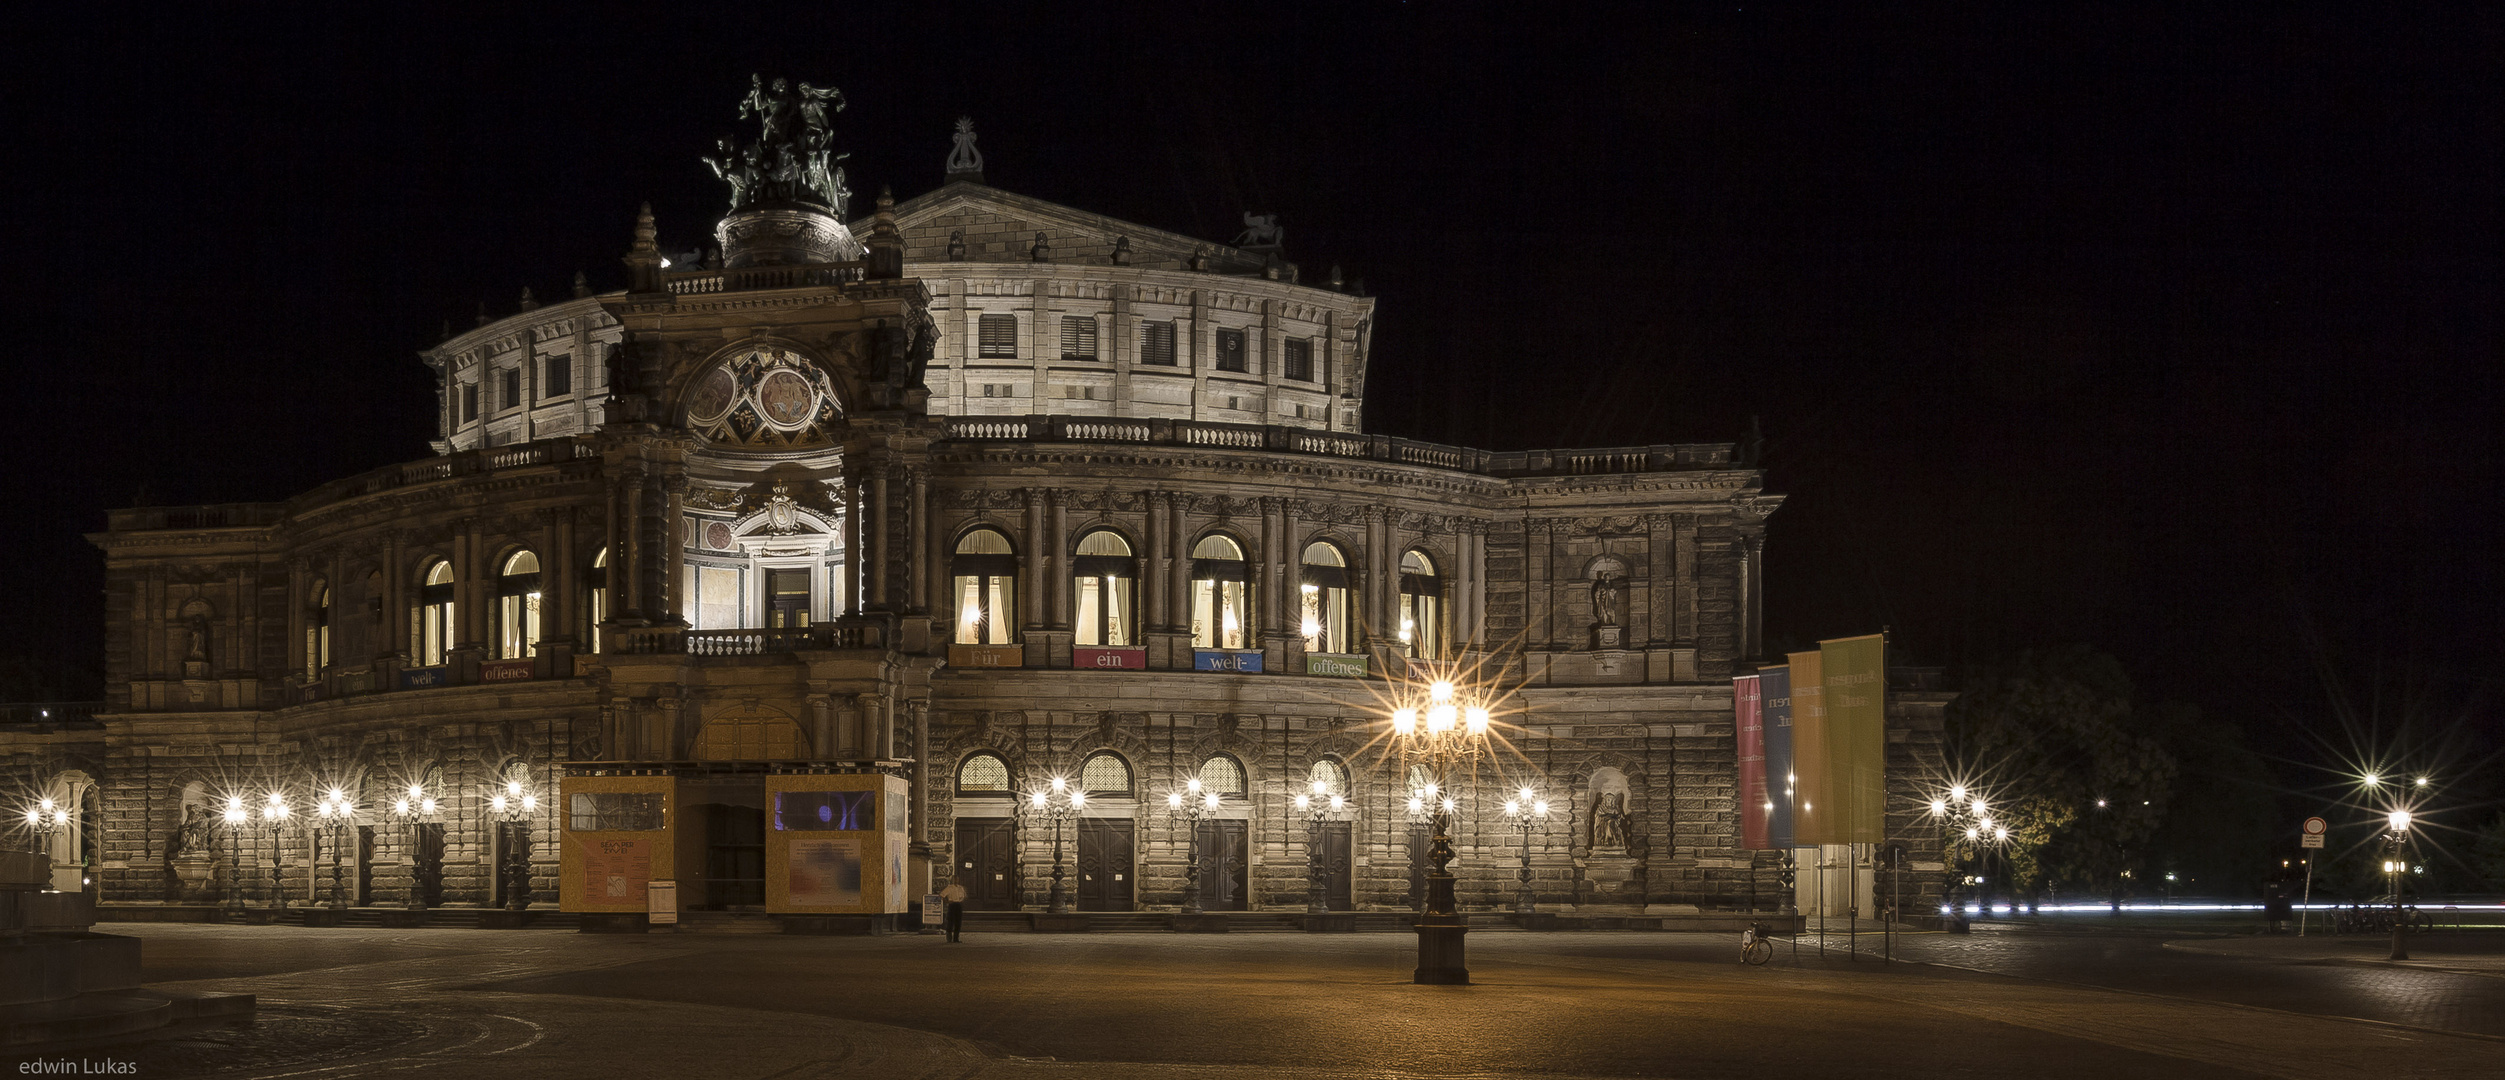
[940,879,967,942]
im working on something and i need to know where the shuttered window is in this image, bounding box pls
[1060,315,1098,360]
[1215,328,1248,373]
[1284,338,1313,381]
[544,353,571,397]
[978,314,1018,358]
[1141,321,1177,365]
[501,368,521,411]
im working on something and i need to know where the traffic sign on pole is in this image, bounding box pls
[2301,816,2327,849]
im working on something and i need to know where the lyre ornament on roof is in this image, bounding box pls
[946,116,985,177]
[704,74,852,215]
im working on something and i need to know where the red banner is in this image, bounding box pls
[1073,647,1146,670]
[1735,674,1769,849]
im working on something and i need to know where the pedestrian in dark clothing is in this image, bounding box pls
[941,881,967,942]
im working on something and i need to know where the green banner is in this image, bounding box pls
[1820,633,1887,845]
[1786,649,1831,844]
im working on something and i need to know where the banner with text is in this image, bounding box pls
[1787,650,1835,844]
[1735,674,1769,849]
[1761,664,1795,849]
[1820,633,1887,845]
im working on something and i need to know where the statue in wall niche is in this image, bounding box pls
[184,615,210,662]
[1590,574,1625,627]
[905,306,937,384]
[1593,792,1628,851]
[1234,212,1283,249]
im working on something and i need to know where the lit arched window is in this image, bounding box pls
[1072,530,1136,647]
[306,581,331,677]
[1299,541,1351,654]
[952,528,1018,645]
[1307,758,1347,797]
[585,548,608,653]
[957,752,1012,795]
[1198,754,1246,797]
[497,551,542,660]
[1189,535,1251,649]
[1080,752,1133,796]
[1399,549,1446,659]
[415,560,455,668]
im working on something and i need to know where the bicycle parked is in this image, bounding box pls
[1741,920,1774,966]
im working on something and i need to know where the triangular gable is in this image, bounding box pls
[852,182,1284,275]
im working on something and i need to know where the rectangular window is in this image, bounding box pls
[544,354,571,397]
[1059,315,1098,360]
[978,314,1018,358]
[1284,338,1313,381]
[1215,328,1248,373]
[1141,321,1177,366]
[461,383,479,423]
[501,368,521,411]
[569,792,666,832]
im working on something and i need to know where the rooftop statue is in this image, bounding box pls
[707,74,852,215]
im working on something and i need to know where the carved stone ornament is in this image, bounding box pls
[681,345,843,449]
[706,74,852,215]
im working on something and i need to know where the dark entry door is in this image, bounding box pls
[413,822,446,907]
[354,824,375,905]
[1076,819,1135,911]
[1321,822,1354,911]
[1197,820,1249,911]
[702,805,765,907]
[954,818,1019,910]
[1408,823,1431,912]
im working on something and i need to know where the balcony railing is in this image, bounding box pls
[942,416,1736,478]
[665,261,866,295]
[0,701,105,727]
[612,621,890,656]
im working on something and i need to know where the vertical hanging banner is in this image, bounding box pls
[1820,633,1887,845]
[1761,664,1796,848]
[1735,674,1768,849]
[1787,649,1832,844]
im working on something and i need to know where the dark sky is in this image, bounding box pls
[3,3,2496,768]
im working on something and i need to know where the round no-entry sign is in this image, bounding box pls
[2303,816,2328,836]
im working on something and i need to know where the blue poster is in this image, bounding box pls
[1761,665,1795,849]
[1192,649,1264,673]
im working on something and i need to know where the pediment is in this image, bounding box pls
[854,182,1282,274]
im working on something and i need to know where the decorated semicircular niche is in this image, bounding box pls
[682,346,843,447]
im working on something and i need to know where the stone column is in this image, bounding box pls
[380,529,408,659]
[871,464,892,611]
[909,468,929,613]
[1646,515,1675,646]
[1530,518,1556,651]
[618,468,646,619]
[842,472,863,617]
[1363,506,1390,644]
[660,475,688,626]
[909,701,931,854]
[1259,497,1285,643]
[1022,488,1046,631]
[285,558,308,677]
[1145,492,1169,633]
[1048,489,1069,629]
[1170,498,1195,637]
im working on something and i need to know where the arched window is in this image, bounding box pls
[1198,754,1246,797]
[1072,530,1136,647]
[1189,535,1252,650]
[1307,758,1347,797]
[496,551,542,660]
[1398,549,1446,659]
[951,528,1018,645]
[306,581,331,678]
[957,752,1012,795]
[585,548,608,653]
[1080,751,1133,796]
[415,560,455,668]
[1299,541,1351,654]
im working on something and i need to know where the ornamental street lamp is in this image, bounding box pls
[1501,786,1552,916]
[387,784,441,911]
[1292,779,1352,916]
[1384,672,1496,985]
[219,795,251,913]
[258,791,296,910]
[2384,809,2413,961]
[312,788,354,909]
[1027,777,1084,915]
[1164,778,1220,915]
[488,778,542,911]
[1929,787,2002,921]
[24,796,68,892]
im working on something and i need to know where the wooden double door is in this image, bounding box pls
[952,817,1138,911]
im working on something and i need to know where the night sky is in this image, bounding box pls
[4,5,2495,775]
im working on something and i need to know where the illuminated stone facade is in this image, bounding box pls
[7,129,1948,926]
